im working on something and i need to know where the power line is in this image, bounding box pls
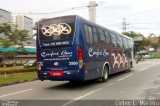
[115,26,160,30]
[101,8,160,22]
[128,23,160,25]
[12,1,104,15]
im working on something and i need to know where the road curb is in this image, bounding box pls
[0,78,38,87]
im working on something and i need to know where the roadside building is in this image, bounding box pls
[15,15,33,36]
[0,8,11,23]
[145,35,160,52]
[0,47,36,67]
[147,35,159,43]
[15,15,35,47]
[0,9,36,66]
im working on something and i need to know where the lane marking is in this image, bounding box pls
[62,88,103,106]
[108,82,114,86]
[74,88,103,100]
[117,74,133,81]
[0,89,33,98]
[62,60,160,106]
[138,63,160,72]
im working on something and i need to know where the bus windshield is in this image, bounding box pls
[38,16,75,42]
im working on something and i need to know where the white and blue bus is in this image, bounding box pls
[36,15,134,82]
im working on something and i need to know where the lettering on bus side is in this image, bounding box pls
[42,41,70,47]
[41,51,73,58]
[88,48,109,58]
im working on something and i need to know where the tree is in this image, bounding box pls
[12,29,29,51]
[0,23,29,50]
[123,31,145,52]
[122,31,143,38]
[148,33,155,37]
[0,23,29,66]
[151,43,160,51]
[0,23,14,47]
[0,23,14,65]
[0,23,12,35]
[142,39,150,46]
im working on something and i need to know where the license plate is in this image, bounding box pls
[50,70,64,76]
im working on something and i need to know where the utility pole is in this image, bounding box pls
[89,1,97,23]
[122,18,129,33]
[122,18,126,33]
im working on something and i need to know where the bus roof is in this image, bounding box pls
[38,15,133,41]
[76,15,133,41]
[38,15,76,23]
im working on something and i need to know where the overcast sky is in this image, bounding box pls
[0,0,160,36]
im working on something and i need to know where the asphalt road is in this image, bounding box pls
[0,59,160,105]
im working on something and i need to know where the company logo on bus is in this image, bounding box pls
[110,50,128,69]
[54,62,59,66]
[41,23,72,36]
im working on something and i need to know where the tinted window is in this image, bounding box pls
[105,31,110,43]
[123,38,128,48]
[110,33,117,47]
[128,40,133,49]
[84,24,93,44]
[98,29,106,42]
[88,26,93,44]
[84,25,89,43]
[92,28,98,43]
[116,35,123,48]
[39,16,75,41]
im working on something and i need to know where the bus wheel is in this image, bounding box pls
[126,62,132,72]
[101,66,108,82]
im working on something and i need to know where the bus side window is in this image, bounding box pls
[128,40,133,49]
[110,33,117,47]
[84,24,90,43]
[98,29,106,44]
[88,26,93,44]
[92,28,98,43]
[83,24,93,44]
[105,31,110,43]
[123,38,128,49]
[116,35,123,48]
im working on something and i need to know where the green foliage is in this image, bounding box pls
[122,31,143,38]
[0,23,12,35]
[0,23,30,60]
[0,23,12,48]
[3,51,16,58]
[153,52,160,58]
[141,39,150,46]
[122,31,160,51]
[0,39,12,48]
[0,23,29,50]
[0,72,37,86]
[151,43,160,51]
[0,67,37,75]
[123,31,146,51]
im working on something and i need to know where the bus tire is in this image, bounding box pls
[126,62,132,72]
[101,66,109,82]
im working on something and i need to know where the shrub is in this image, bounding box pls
[153,52,160,58]
[0,67,37,75]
